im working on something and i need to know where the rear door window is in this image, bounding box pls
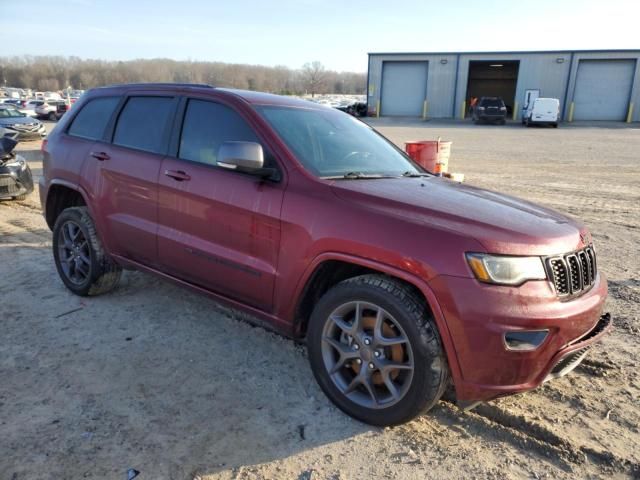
[113,96,174,154]
[67,96,120,141]
[179,99,260,166]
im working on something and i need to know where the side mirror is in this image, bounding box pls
[217,141,277,179]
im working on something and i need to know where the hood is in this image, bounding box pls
[331,177,589,256]
[0,116,41,126]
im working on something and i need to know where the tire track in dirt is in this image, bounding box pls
[468,403,640,476]
[0,203,50,242]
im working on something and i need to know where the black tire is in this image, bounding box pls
[52,206,122,296]
[553,123,558,128]
[499,119,506,125]
[48,111,57,121]
[12,194,28,201]
[307,274,449,426]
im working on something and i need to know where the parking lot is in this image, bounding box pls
[1,120,639,479]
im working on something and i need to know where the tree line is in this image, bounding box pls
[0,56,365,96]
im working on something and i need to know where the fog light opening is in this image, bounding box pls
[504,330,549,351]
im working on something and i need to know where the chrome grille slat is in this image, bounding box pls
[546,245,597,298]
[566,254,582,293]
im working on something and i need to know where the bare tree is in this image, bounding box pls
[0,55,365,96]
[301,61,327,97]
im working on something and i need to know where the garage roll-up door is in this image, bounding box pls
[381,61,428,116]
[573,60,635,121]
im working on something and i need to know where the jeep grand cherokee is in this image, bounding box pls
[40,83,610,426]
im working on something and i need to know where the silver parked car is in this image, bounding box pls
[0,105,47,141]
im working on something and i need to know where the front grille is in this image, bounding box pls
[12,124,40,132]
[0,176,19,195]
[0,184,19,195]
[546,245,597,297]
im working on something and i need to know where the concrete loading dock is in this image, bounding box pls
[367,50,640,122]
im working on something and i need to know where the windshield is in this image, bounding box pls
[0,107,24,118]
[258,106,422,178]
[479,98,504,107]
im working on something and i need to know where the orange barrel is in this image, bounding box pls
[404,138,452,175]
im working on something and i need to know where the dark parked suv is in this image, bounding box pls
[40,84,610,426]
[472,96,507,124]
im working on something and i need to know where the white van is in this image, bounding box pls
[524,97,560,127]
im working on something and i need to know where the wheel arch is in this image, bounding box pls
[45,180,91,230]
[291,253,463,384]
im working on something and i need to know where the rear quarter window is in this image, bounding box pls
[113,96,174,154]
[68,96,120,140]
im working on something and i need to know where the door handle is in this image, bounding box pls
[164,169,191,181]
[90,151,110,161]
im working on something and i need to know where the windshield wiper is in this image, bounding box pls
[343,171,384,179]
[322,172,394,180]
[401,171,431,177]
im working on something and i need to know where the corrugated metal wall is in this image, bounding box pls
[368,50,640,122]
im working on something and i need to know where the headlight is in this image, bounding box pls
[466,253,547,286]
[5,157,27,171]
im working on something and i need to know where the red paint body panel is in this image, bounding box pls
[81,142,161,266]
[40,84,609,404]
[428,273,608,400]
[157,157,284,310]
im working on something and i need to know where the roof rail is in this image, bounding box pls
[97,82,215,89]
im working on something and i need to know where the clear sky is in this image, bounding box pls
[2,0,638,72]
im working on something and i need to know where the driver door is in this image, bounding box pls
[157,98,284,311]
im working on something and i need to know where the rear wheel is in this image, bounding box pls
[307,275,449,426]
[52,207,122,296]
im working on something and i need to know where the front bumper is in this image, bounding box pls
[3,124,47,141]
[428,272,610,402]
[0,165,34,199]
[476,114,506,122]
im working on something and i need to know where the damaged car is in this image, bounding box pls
[0,105,47,141]
[0,136,34,201]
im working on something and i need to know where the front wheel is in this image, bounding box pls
[48,111,57,121]
[307,275,449,426]
[52,206,122,296]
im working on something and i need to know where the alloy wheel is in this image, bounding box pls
[57,220,91,285]
[320,301,414,409]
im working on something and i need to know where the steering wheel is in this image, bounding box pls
[341,151,372,163]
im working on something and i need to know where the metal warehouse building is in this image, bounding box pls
[367,50,640,122]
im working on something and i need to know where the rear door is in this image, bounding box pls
[157,97,284,311]
[532,99,559,122]
[86,94,177,266]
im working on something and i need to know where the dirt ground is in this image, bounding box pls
[1,120,639,480]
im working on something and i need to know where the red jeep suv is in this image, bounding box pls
[40,84,610,426]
